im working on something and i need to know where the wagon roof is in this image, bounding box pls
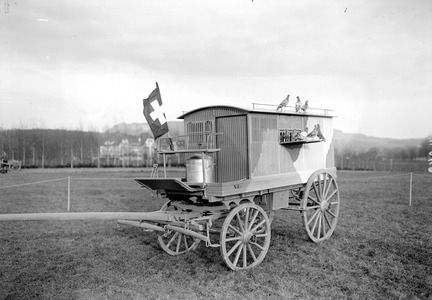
[177,105,334,119]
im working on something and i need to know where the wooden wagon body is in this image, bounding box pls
[137,105,336,206]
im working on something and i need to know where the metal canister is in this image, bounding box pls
[186,154,215,183]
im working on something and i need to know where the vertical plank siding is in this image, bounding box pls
[216,115,248,182]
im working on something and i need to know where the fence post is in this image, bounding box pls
[67,177,71,212]
[409,172,413,206]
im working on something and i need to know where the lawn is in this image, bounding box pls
[0,169,431,299]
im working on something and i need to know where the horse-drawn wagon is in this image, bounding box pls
[119,104,340,270]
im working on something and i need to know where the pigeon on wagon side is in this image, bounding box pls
[315,124,326,141]
[295,96,302,112]
[306,125,318,139]
[276,94,290,111]
[301,100,309,113]
[294,127,308,141]
[300,127,308,139]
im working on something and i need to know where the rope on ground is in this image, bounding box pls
[0,178,69,190]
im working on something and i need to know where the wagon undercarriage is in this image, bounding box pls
[121,168,340,270]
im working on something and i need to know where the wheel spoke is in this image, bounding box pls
[233,244,244,267]
[321,212,327,236]
[251,218,266,234]
[225,236,242,242]
[326,189,338,202]
[312,182,321,201]
[176,233,182,252]
[304,205,320,210]
[244,207,250,230]
[317,213,322,239]
[228,224,242,236]
[248,210,259,231]
[327,209,337,218]
[243,244,247,268]
[227,240,242,257]
[250,241,265,251]
[254,233,270,238]
[183,234,189,250]
[306,209,320,226]
[236,212,245,232]
[324,177,333,199]
[308,195,320,205]
[323,211,332,228]
[310,211,320,234]
[322,175,328,199]
[318,175,324,199]
[247,244,257,262]
[167,232,179,248]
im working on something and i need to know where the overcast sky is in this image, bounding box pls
[1,0,431,139]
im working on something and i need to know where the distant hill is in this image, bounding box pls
[333,129,422,151]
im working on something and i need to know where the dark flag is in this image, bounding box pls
[143,82,169,139]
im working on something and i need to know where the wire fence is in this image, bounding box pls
[0,171,424,212]
[0,176,140,213]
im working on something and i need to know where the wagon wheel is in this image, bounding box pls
[220,203,271,270]
[8,161,21,172]
[157,202,201,256]
[301,170,340,243]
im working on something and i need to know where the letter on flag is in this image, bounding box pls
[143,82,169,139]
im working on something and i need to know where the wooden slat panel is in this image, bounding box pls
[216,115,248,182]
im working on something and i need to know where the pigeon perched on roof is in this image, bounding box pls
[276,94,290,111]
[295,96,302,112]
[301,100,309,113]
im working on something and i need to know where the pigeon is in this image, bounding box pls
[301,100,309,113]
[306,125,318,138]
[315,124,326,141]
[276,94,290,111]
[295,96,302,112]
[293,127,308,141]
[300,127,308,139]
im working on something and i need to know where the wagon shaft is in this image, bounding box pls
[0,210,201,222]
[117,220,213,245]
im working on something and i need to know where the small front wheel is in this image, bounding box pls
[220,203,271,270]
[157,202,201,255]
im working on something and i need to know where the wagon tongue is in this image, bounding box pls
[134,178,204,193]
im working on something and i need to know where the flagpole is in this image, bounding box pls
[157,82,173,151]
[156,82,170,176]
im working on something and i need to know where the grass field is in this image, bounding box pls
[0,169,431,299]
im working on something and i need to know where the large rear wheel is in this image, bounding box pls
[301,170,340,242]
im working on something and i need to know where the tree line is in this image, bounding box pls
[0,129,102,168]
[334,138,431,172]
[0,128,430,171]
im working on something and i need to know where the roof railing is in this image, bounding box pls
[251,102,334,116]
